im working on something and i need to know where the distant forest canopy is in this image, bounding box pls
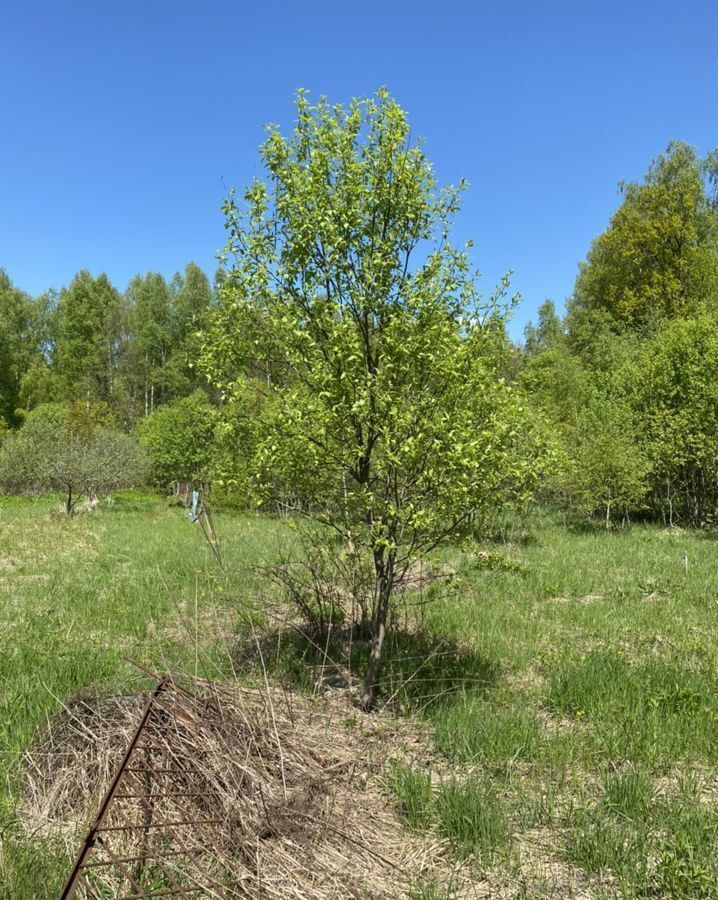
[521,141,718,527]
[1,139,718,527]
[0,261,218,428]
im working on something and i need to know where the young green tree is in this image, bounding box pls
[632,314,718,526]
[199,89,546,708]
[523,299,564,356]
[0,404,148,514]
[171,262,213,337]
[17,289,60,413]
[565,397,651,527]
[520,348,592,429]
[126,272,174,416]
[165,262,215,396]
[0,270,47,424]
[568,142,718,339]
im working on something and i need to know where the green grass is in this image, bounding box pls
[4,499,718,896]
[389,763,434,831]
[388,763,508,862]
[601,768,653,820]
[433,777,508,861]
[0,492,288,897]
[0,494,286,760]
[432,697,554,768]
[560,775,718,897]
[390,511,718,896]
[546,650,718,765]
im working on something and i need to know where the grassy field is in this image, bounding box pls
[2,495,718,897]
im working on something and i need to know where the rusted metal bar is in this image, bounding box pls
[133,745,211,755]
[59,677,171,900]
[144,852,205,896]
[162,817,234,897]
[83,846,209,868]
[118,874,239,899]
[114,792,205,800]
[96,838,151,899]
[58,674,239,898]
[119,875,242,899]
[134,854,187,894]
[118,887,212,899]
[135,746,154,885]
[123,661,199,700]
[94,818,225,833]
[77,873,102,898]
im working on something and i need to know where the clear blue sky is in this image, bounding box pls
[1,0,716,339]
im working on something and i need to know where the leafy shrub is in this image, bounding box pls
[0,403,148,513]
[138,390,219,489]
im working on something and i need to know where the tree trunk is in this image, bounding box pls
[65,487,73,516]
[360,550,395,711]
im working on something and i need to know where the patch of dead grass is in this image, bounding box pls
[17,675,479,898]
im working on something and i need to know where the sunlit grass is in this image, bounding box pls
[392,512,718,896]
[4,500,718,896]
[388,764,508,862]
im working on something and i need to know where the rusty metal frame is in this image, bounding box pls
[58,676,235,900]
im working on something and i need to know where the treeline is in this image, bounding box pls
[521,142,718,527]
[3,138,718,531]
[0,261,216,430]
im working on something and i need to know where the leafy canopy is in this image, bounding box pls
[139,390,219,487]
[0,404,148,513]
[569,142,718,336]
[202,89,542,547]
[632,314,718,525]
[199,89,548,704]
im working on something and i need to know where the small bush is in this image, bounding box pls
[0,403,149,514]
[138,391,219,489]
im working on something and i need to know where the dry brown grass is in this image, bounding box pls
[18,674,476,899]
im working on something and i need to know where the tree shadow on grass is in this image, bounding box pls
[559,515,616,536]
[559,510,665,537]
[99,491,163,513]
[235,624,501,714]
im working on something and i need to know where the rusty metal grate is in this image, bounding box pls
[43,667,415,899]
[59,676,240,899]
